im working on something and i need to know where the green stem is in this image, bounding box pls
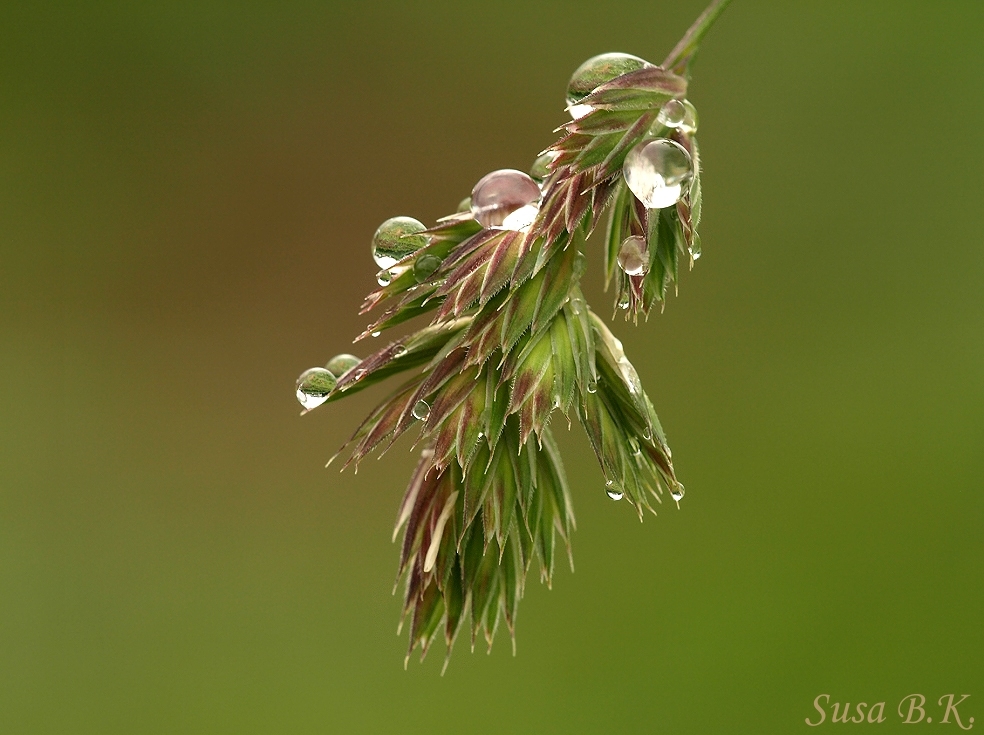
[662,0,733,75]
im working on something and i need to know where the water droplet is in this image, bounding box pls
[616,235,649,276]
[325,353,360,378]
[371,330,381,338]
[680,100,699,135]
[657,99,686,128]
[567,103,594,120]
[457,197,472,213]
[642,427,652,441]
[586,378,598,394]
[617,357,642,395]
[689,234,702,261]
[470,169,541,228]
[413,253,442,283]
[566,52,651,108]
[607,486,624,501]
[411,399,431,421]
[569,297,582,315]
[477,431,484,439]
[573,252,588,277]
[371,216,428,269]
[623,139,694,209]
[376,268,394,287]
[499,203,538,232]
[296,367,336,409]
[393,344,408,358]
[529,151,558,181]
[618,296,630,310]
[671,485,685,502]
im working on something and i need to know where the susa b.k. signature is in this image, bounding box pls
[806,694,974,729]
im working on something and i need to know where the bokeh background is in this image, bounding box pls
[2,1,982,732]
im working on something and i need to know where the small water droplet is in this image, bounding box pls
[671,484,685,502]
[607,487,624,501]
[477,431,484,439]
[471,170,541,228]
[376,269,394,287]
[680,99,699,135]
[657,99,686,128]
[325,354,361,379]
[371,216,428,269]
[573,252,588,276]
[411,399,431,421]
[623,139,693,210]
[371,330,381,338]
[618,296,630,310]
[617,356,642,395]
[499,203,538,232]
[616,235,649,276]
[586,378,598,394]
[642,427,652,441]
[393,344,408,358]
[529,151,558,181]
[689,234,702,261]
[413,253,442,283]
[296,367,337,410]
[567,52,651,108]
[567,103,594,120]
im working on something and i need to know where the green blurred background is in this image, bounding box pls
[2,1,982,732]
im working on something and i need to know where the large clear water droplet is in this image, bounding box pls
[680,100,699,135]
[296,367,336,410]
[325,354,360,378]
[411,399,431,421]
[657,99,686,128]
[413,253,441,283]
[623,139,693,209]
[566,52,651,107]
[371,216,428,269]
[499,203,539,232]
[471,170,541,228]
[671,484,685,502]
[529,151,558,181]
[616,235,648,276]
